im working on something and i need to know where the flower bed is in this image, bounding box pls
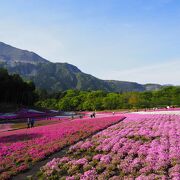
[0,115,124,179]
[0,124,12,132]
[40,114,180,179]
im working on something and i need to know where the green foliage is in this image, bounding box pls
[0,68,38,106]
[35,86,180,111]
[103,93,121,109]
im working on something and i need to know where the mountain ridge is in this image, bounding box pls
[0,42,49,64]
[0,42,163,92]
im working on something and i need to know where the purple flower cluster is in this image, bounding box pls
[81,169,97,180]
[41,114,180,179]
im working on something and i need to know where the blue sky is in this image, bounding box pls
[0,0,180,84]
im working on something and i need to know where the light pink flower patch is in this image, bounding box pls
[41,114,180,179]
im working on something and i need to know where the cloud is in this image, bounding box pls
[98,60,180,85]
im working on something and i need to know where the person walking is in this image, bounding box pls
[27,118,30,128]
[30,118,35,128]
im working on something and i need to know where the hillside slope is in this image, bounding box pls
[0,42,162,92]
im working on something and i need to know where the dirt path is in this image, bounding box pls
[12,117,126,180]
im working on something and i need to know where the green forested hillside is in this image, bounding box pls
[36,86,180,111]
[0,42,163,92]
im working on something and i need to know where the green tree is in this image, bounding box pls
[103,93,120,110]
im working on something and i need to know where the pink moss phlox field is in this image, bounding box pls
[0,124,12,132]
[40,114,180,179]
[0,115,124,179]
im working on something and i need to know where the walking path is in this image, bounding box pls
[133,110,180,115]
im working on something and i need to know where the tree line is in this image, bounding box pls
[36,86,180,111]
[1,67,179,111]
[0,68,38,106]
